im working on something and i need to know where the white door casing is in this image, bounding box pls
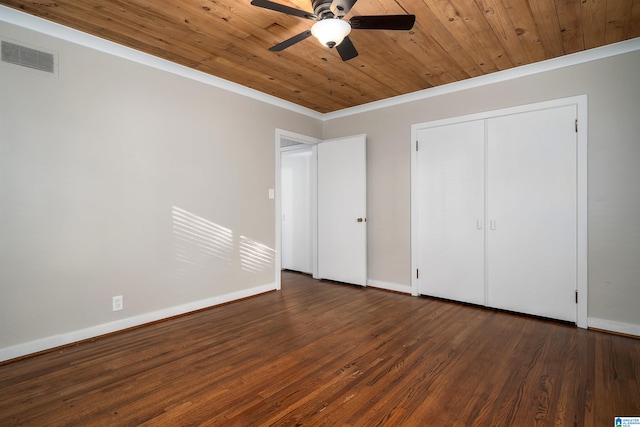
[275,129,320,290]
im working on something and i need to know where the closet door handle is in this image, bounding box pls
[490,220,496,230]
[476,219,483,230]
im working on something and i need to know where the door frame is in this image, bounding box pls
[410,95,588,328]
[275,129,321,290]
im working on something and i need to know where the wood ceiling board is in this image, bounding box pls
[343,31,429,91]
[475,0,531,67]
[581,0,608,49]
[412,3,485,79]
[382,29,458,87]
[555,0,585,55]
[1,0,639,113]
[420,0,501,74]
[527,0,566,58]
[605,0,634,44]
[501,0,548,63]
[632,0,640,36]
[447,0,515,71]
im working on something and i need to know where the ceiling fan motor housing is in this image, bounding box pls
[312,0,336,20]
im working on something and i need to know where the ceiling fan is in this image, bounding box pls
[251,0,416,61]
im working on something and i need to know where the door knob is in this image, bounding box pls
[357,217,366,222]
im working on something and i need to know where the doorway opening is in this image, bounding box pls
[275,130,320,290]
[275,130,368,290]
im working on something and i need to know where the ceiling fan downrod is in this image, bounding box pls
[311,0,335,19]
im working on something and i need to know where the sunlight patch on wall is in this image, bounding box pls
[172,206,234,283]
[172,206,234,260]
[239,235,275,273]
[172,206,275,281]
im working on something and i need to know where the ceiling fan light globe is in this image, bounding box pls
[311,19,351,48]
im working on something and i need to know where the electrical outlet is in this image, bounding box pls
[112,295,123,311]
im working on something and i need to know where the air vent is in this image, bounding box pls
[1,40,55,74]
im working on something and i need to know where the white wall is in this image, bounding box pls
[323,45,640,334]
[0,17,321,360]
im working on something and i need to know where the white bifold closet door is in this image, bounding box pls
[416,105,578,323]
[486,106,577,322]
[417,120,485,305]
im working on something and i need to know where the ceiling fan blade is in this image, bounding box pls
[250,0,316,20]
[330,0,358,17]
[336,36,358,61]
[269,30,313,51]
[349,15,416,30]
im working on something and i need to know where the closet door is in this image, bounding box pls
[486,106,577,322]
[417,120,485,304]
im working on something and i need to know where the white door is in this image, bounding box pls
[317,135,367,285]
[417,120,486,304]
[281,147,313,274]
[487,106,577,322]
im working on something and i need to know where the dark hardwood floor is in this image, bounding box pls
[1,271,639,426]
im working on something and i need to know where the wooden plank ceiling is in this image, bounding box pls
[2,0,639,113]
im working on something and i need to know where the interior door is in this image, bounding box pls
[317,134,367,285]
[281,147,313,274]
[487,105,577,322]
[417,120,486,304]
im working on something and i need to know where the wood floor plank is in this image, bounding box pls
[1,271,639,426]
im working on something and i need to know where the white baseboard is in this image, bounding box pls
[367,279,412,294]
[0,283,276,363]
[588,317,640,337]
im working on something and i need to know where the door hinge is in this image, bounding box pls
[416,141,419,151]
[416,269,419,279]
[575,119,578,133]
[575,290,578,303]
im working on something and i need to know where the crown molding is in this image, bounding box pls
[0,5,324,120]
[2,5,638,122]
[323,37,640,121]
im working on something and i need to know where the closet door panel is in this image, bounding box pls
[487,106,577,322]
[417,120,485,304]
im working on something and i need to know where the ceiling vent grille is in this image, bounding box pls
[1,40,55,74]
